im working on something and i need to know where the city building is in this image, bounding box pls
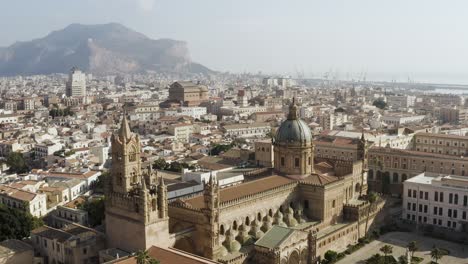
[0,185,47,217]
[382,114,425,126]
[165,81,209,107]
[221,123,271,138]
[168,124,194,143]
[413,132,468,156]
[403,172,468,233]
[31,224,105,264]
[65,67,87,97]
[368,147,468,196]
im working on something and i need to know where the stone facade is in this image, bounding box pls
[164,101,376,263]
[368,146,468,196]
[103,102,381,264]
[105,115,173,252]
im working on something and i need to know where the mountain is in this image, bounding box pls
[0,23,212,76]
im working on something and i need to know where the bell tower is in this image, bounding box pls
[105,114,173,252]
[201,174,223,259]
[110,113,142,193]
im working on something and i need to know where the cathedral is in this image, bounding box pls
[105,101,384,264]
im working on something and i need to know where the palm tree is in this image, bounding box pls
[407,241,418,260]
[135,250,160,264]
[380,245,393,264]
[364,192,378,237]
[430,247,444,264]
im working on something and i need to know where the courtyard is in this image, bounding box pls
[336,232,468,264]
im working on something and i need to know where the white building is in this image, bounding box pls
[168,124,193,143]
[319,112,348,130]
[66,67,86,97]
[222,123,271,138]
[386,95,416,109]
[0,185,47,217]
[34,142,63,158]
[403,172,468,232]
[0,114,22,124]
[179,107,207,119]
[382,114,425,126]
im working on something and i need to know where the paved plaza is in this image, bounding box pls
[336,232,468,264]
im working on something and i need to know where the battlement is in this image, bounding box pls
[220,181,298,209]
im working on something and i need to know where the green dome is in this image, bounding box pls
[275,119,312,144]
[275,98,312,144]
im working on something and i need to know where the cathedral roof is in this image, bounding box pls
[115,245,216,264]
[183,175,293,209]
[301,173,339,186]
[275,98,312,144]
[255,226,295,249]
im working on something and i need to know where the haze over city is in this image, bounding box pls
[1,1,468,264]
[3,0,468,83]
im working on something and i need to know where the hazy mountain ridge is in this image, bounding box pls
[0,23,212,76]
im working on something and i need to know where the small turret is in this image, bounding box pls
[157,175,168,218]
[287,97,299,120]
[119,111,131,142]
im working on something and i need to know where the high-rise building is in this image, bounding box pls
[66,67,86,97]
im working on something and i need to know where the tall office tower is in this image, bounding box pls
[66,67,86,97]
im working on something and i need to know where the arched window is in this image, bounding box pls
[257,212,262,221]
[129,146,137,162]
[245,217,250,226]
[402,174,408,182]
[295,158,300,167]
[233,221,238,230]
[332,200,336,208]
[220,225,225,235]
[269,209,273,217]
[393,173,399,183]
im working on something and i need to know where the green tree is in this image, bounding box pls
[153,158,168,170]
[91,172,109,192]
[430,247,445,264]
[210,144,233,156]
[397,255,408,264]
[0,204,44,241]
[324,250,338,263]
[373,99,387,109]
[365,192,378,237]
[135,250,160,264]
[166,161,183,172]
[79,198,105,227]
[407,241,418,260]
[380,245,393,264]
[6,152,28,173]
[366,253,381,264]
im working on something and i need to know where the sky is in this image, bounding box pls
[2,0,468,84]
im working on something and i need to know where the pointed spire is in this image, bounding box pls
[159,174,165,187]
[140,174,147,190]
[287,97,298,120]
[119,111,131,141]
[209,170,214,185]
